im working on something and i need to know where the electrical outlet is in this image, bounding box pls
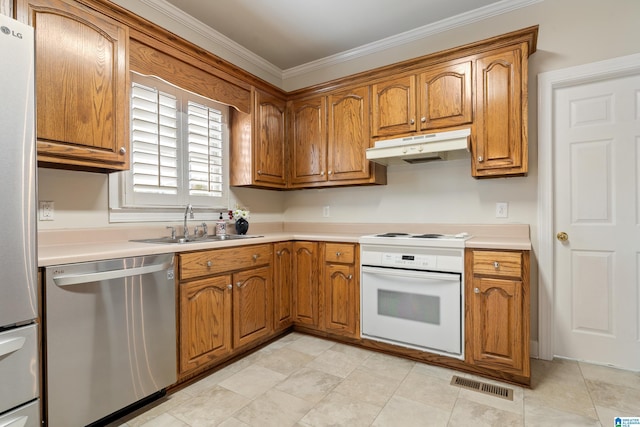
[495,202,508,218]
[39,200,55,221]
[323,206,330,217]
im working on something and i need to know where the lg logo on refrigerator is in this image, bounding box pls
[0,25,22,39]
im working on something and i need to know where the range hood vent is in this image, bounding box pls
[366,128,471,165]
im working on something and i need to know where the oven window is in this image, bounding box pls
[377,290,440,325]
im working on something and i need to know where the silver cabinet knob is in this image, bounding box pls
[474,287,480,294]
[410,118,415,124]
[119,147,126,155]
[421,117,426,123]
[206,261,212,267]
[252,254,259,261]
[236,281,244,288]
[227,284,232,290]
[257,170,262,175]
[276,250,281,256]
[328,170,332,175]
[347,274,353,280]
[320,171,325,176]
[493,261,500,269]
[336,251,342,257]
[477,156,484,162]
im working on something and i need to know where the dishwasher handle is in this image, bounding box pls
[53,260,173,287]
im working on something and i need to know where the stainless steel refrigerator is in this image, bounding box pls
[0,13,41,426]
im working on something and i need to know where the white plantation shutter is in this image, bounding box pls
[130,83,179,197]
[187,102,224,197]
[110,73,229,220]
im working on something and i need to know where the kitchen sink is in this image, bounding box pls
[132,235,262,245]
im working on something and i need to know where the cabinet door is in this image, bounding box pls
[324,263,358,337]
[179,275,232,375]
[273,242,293,331]
[469,276,524,372]
[371,75,416,137]
[289,97,327,185]
[473,45,527,177]
[233,266,273,348]
[327,86,371,182]
[254,90,287,186]
[418,60,472,130]
[26,0,129,171]
[293,242,319,327]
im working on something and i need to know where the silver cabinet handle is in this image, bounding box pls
[347,274,353,280]
[53,261,172,286]
[477,155,484,162]
[227,284,232,290]
[493,261,500,269]
[410,118,415,124]
[320,171,325,176]
[207,261,212,267]
[336,251,342,257]
[421,117,426,123]
[252,254,259,261]
[119,147,126,155]
[474,287,480,294]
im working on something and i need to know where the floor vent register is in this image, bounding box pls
[450,375,514,401]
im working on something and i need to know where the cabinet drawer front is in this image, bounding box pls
[324,243,355,264]
[180,244,272,280]
[473,251,522,277]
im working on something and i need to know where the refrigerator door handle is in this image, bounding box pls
[0,336,26,358]
[52,261,173,287]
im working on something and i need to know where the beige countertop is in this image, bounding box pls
[38,222,531,267]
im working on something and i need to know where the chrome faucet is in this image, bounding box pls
[183,204,194,238]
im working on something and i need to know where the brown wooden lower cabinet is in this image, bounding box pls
[176,241,530,387]
[465,248,530,382]
[177,244,273,379]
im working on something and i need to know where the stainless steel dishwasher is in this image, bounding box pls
[44,253,177,427]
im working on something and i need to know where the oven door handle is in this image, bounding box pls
[361,266,460,281]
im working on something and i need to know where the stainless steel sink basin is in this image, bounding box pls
[132,235,262,244]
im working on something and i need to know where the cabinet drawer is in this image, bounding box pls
[324,243,355,264]
[473,251,522,278]
[180,244,272,280]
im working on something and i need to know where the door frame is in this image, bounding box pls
[537,53,640,360]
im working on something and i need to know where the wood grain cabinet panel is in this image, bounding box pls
[179,275,232,374]
[273,242,294,331]
[418,60,473,130]
[372,75,417,137]
[466,249,530,382]
[289,97,327,185]
[322,243,359,338]
[230,89,287,189]
[232,266,273,348]
[23,0,129,171]
[293,241,320,328]
[472,44,528,177]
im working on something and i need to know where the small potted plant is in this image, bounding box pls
[232,207,250,235]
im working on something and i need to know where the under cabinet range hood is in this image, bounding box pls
[366,128,471,165]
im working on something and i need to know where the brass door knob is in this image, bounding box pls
[557,232,569,242]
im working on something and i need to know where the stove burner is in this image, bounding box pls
[412,233,444,239]
[375,232,410,237]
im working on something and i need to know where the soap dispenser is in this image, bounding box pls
[215,212,227,236]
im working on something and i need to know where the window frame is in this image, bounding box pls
[109,72,230,223]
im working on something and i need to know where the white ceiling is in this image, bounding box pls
[159,0,532,70]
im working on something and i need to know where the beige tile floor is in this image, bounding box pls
[113,333,640,427]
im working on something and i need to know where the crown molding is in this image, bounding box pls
[139,0,541,86]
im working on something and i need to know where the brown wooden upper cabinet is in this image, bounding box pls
[371,59,473,137]
[22,0,130,171]
[289,86,385,188]
[231,89,287,189]
[472,44,528,177]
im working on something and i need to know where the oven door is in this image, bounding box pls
[361,266,462,357]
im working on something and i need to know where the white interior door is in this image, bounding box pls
[553,73,640,370]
